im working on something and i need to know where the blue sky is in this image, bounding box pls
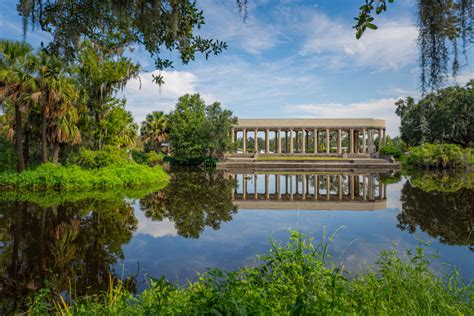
[1,0,473,136]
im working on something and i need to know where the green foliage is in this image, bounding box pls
[34,231,473,315]
[20,1,227,76]
[167,94,237,164]
[405,143,473,169]
[396,81,474,147]
[140,111,169,153]
[0,162,168,191]
[131,149,164,166]
[0,137,17,172]
[67,146,131,169]
[407,171,474,192]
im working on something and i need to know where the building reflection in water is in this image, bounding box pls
[229,172,388,211]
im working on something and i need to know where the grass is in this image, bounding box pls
[30,231,473,315]
[0,162,169,191]
[257,156,352,161]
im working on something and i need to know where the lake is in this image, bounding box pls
[1,168,473,312]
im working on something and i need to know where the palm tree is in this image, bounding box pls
[140,111,169,153]
[36,50,80,163]
[140,111,169,152]
[47,77,81,163]
[0,40,37,171]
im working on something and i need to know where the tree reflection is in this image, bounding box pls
[0,197,138,314]
[397,179,474,251]
[140,168,237,238]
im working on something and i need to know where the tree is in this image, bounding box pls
[0,40,37,171]
[96,99,138,149]
[140,111,170,153]
[75,41,140,150]
[18,0,227,85]
[167,94,236,163]
[205,102,237,158]
[396,81,474,147]
[168,94,208,161]
[36,51,81,162]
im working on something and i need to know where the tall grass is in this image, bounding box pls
[0,162,169,191]
[30,231,473,315]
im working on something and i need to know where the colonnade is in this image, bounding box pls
[231,119,387,156]
[232,173,386,202]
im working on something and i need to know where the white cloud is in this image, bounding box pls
[197,0,281,54]
[123,70,214,123]
[136,217,178,238]
[283,98,401,136]
[300,13,418,70]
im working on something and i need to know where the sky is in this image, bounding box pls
[1,0,473,136]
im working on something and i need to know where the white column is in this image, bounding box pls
[383,128,387,146]
[326,175,330,200]
[254,128,258,153]
[362,128,367,154]
[277,129,282,154]
[231,128,235,143]
[379,128,383,150]
[243,176,247,199]
[313,129,318,154]
[338,174,342,200]
[265,128,270,153]
[243,129,247,153]
[368,129,374,155]
[349,129,354,154]
[301,129,306,154]
[326,129,330,154]
[337,129,342,154]
[254,174,258,199]
[290,129,294,154]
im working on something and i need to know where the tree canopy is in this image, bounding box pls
[395,80,474,147]
[167,94,237,163]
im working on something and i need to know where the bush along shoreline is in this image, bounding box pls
[381,143,474,170]
[30,231,473,315]
[0,162,169,191]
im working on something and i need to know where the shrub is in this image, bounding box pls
[405,144,472,169]
[380,144,402,159]
[68,146,131,169]
[131,150,164,166]
[34,231,473,315]
[0,162,168,191]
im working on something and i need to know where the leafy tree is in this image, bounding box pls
[0,40,37,171]
[167,94,236,162]
[97,99,138,148]
[396,81,474,147]
[205,102,237,158]
[168,94,207,161]
[140,111,170,153]
[75,41,140,150]
[18,0,227,84]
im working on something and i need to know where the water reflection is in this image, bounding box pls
[231,172,388,210]
[139,168,237,238]
[0,169,472,313]
[398,178,474,251]
[0,198,138,313]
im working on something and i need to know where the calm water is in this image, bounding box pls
[1,168,473,311]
